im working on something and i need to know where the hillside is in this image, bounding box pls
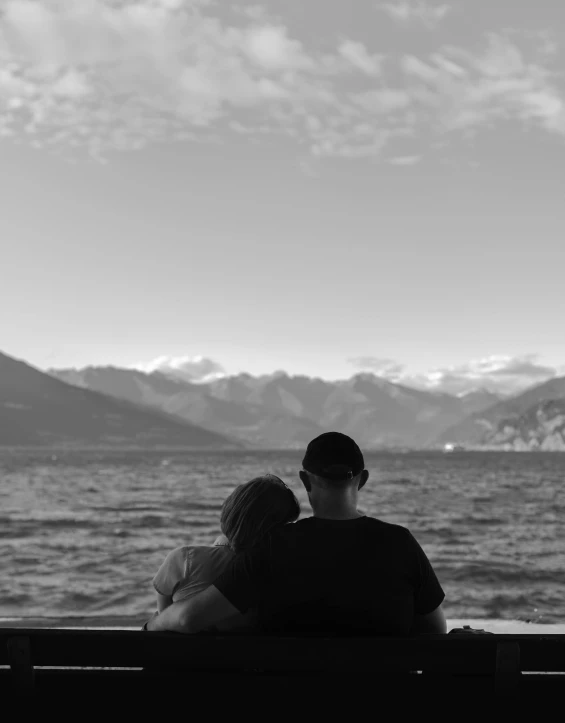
[0,352,236,448]
[437,376,565,446]
[49,367,325,449]
[479,398,565,451]
[458,388,505,416]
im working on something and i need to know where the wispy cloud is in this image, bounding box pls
[133,355,226,383]
[348,356,405,380]
[401,34,565,135]
[243,24,313,71]
[338,40,382,76]
[0,2,563,159]
[353,88,411,112]
[403,355,558,395]
[348,353,559,395]
[389,155,422,165]
[379,1,451,29]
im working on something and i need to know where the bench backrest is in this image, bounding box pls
[2,629,564,702]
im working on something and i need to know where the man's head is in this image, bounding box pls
[299,432,369,502]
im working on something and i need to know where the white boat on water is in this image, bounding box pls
[443,443,466,453]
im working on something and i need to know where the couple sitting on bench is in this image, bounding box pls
[146,432,447,636]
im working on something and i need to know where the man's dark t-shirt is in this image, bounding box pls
[213,516,445,635]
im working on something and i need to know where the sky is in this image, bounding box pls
[1,0,565,396]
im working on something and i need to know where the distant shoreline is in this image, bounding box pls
[1,446,564,454]
[0,444,242,451]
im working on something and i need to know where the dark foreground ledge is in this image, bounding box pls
[2,628,564,710]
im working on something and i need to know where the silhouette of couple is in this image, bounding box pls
[146,432,447,636]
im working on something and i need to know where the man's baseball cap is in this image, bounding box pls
[302,432,365,480]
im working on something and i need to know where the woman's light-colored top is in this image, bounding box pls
[153,540,234,602]
[153,537,255,631]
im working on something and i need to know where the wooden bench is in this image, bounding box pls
[1,629,564,710]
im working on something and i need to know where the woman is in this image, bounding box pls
[150,474,300,631]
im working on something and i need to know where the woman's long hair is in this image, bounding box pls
[220,474,300,553]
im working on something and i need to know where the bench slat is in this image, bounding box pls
[1,630,499,672]
[1,630,564,674]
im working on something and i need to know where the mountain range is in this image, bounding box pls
[0,351,236,448]
[49,363,507,449]
[2,349,564,450]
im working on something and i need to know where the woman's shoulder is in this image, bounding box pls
[160,544,233,579]
[184,543,234,578]
[158,545,193,574]
[165,540,229,556]
[163,545,193,561]
[188,544,234,561]
[160,545,220,571]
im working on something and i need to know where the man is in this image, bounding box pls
[146,432,446,635]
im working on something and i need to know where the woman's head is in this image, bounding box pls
[220,474,300,552]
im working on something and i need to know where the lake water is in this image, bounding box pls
[0,449,563,624]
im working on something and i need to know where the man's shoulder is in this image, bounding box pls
[363,516,412,535]
[274,516,413,539]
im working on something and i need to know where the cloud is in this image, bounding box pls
[404,355,558,395]
[380,1,451,29]
[133,355,226,383]
[0,3,563,160]
[338,40,382,76]
[0,1,336,156]
[389,155,422,165]
[243,25,312,71]
[401,34,565,136]
[487,355,557,379]
[349,353,558,395]
[348,356,405,380]
[353,88,411,112]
